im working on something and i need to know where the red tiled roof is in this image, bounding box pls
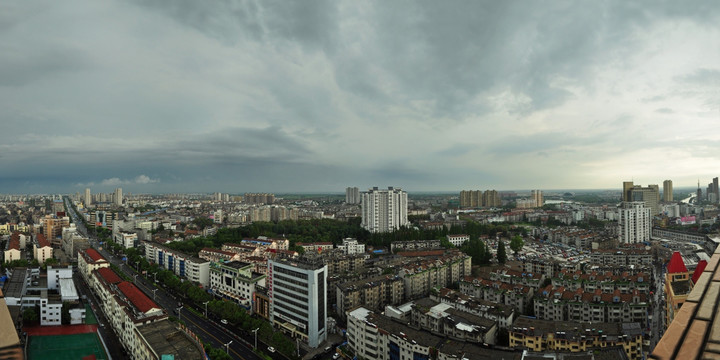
[398,250,445,257]
[667,252,688,274]
[692,260,707,284]
[85,249,106,262]
[117,281,158,313]
[8,232,20,251]
[97,268,123,284]
[37,233,50,248]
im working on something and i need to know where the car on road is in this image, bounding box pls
[333,353,341,359]
[221,319,228,325]
[268,346,276,353]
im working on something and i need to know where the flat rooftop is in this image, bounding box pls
[3,268,29,299]
[137,320,204,359]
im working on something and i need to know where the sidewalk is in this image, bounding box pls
[301,333,345,360]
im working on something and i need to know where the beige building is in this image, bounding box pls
[78,248,110,283]
[483,190,501,207]
[3,233,21,264]
[33,233,53,265]
[663,180,673,202]
[622,181,660,214]
[336,274,404,320]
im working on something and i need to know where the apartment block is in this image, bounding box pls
[78,248,110,284]
[361,187,408,233]
[446,234,469,247]
[460,277,534,314]
[336,274,404,320]
[430,288,515,329]
[411,297,497,345]
[144,241,210,286]
[533,285,649,324]
[398,250,472,299]
[510,317,643,360]
[296,242,334,253]
[336,238,365,255]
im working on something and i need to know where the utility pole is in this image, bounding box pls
[152,289,158,300]
[224,341,233,355]
[252,328,259,349]
[203,301,209,317]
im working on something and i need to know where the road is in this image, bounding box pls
[64,197,265,360]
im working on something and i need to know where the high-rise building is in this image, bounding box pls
[114,188,123,206]
[714,177,719,204]
[345,187,360,204]
[482,190,501,207]
[663,180,673,202]
[531,190,543,207]
[361,187,408,233]
[459,190,483,208]
[618,202,651,244]
[244,193,275,205]
[622,181,660,215]
[267,257,327,348]
[84,188,92,207]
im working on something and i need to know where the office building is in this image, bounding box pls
[618,201,651,244]
[361,187,408,233]
[663,180,673,202]
[209,261,266,308]
[84,188,92,207]
[267,257,327,348]
[345,187,360,204]
[622,181,660,214]
[114,188,123,206]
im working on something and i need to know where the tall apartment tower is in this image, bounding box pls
[459,190,483,208]
[361,187,408,233]
[267,258,328,348]
[84,188,92,207]
[622,181,660,215]
[618,201,651,244]
[482,190,501,207]
[114,188,123,206]
[714,177,719,204]
[531,190,544,207]
[345,187,360,204]
[663,180,673,202]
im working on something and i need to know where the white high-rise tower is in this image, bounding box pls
[361,187,408,233]
[618,201,651,244]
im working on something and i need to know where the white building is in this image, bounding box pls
[115,232,138,248]
[40,290,62,326]
[78,248,110,284]
[345,187,360,204]
[114,187,123,206]
[209,261,266,308]
[144,241,210,286]
[361,187,408,233]
[446,234,470,247]
[268,257,328,348]
[336,238,365,255]
[618,201,651,244]
[84,188,92,207]
[47,266,73,290]
[33,234,53,265]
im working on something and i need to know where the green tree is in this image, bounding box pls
[497,240,507,264]
[23,306,38,325]
[510,235,524,254]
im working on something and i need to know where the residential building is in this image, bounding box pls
[244,193,275,205]
[114,232,138,248]
[296,242,334,253]
[47,266,73,290]
[267,257,327,348]
[114,187,123,206]
[460,190,483,208]
[198,247,238,263]
[460,276,534,314]
[431,288,516,329]
[3,233,21,264]
[41,215,70,246]
[39,290,62,326]
[361,187,408,233]
[77,248,110,283]
[84,188,92,207]
[336,238,365,255]
[345,187,360,204]
[390,239,441,252]
[663,180,673,202]
[509,317,643,360]
[618,202,651,244]
[531,190,544,207]
[209,261,266,308]
[411,297,497,344]
[398,250,472,299]
[143,241,210,286]
[335,274,404,320]
[483,190,501,207]
[446,234,469,247]
[533,285,648,324]
[33,234,53,265]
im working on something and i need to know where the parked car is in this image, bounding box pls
[268,347,276,353]
[221,319,228,325]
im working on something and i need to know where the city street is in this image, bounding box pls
[65,197,266,360]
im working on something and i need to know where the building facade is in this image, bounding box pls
[268,258,328,348]
[209,261,266,308]
[345,187,360,204]
[618,201,651,244]
[663,180,673,202]
[361,187,408,233]
[143,242,210,286]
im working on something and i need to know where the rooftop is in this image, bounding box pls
[37,233,50,248]
[84,248,106,263]
[97,267,123,285]
[4,268,29,299]
[137,320,205,359]
[117,281,159,314]
[651,243,720,359]
[667,251,688,274]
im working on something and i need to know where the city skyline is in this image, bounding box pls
[1,1,719,194]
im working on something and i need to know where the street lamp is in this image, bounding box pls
[224,341,232,355]
[152,289,158,300]
[251,328,260,349]
[176,306,183,322]
[133,274,138,283]
[203,301,209,317]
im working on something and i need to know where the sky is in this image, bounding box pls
[1,1,719,194]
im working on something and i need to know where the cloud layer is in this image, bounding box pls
[1,0,719,193]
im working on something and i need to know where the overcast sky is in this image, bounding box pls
[1,1,719,194]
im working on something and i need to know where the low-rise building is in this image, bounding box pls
[144,241,210,286]
[391,239,441,252]
[209,261,266,308]
[411,297,497,345]
[33,233,53,265]
[509,317,643,360]
[297,242,334,253]
[336,274,404,320]
[198,247,238,263]
[431,288,515,329]
[78,248,110,284]
[533,285,649,324]
[460,276,534,314]
[3,232,21,263]
[336,238,365,255]
[446,234,470,247]
[114,232,138,248]
[399,250,472,299]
